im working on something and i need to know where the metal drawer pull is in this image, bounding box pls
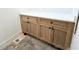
[49,27,52,29]
[52,27,54,30]
[27,22,30,23]
[27,17,29,19]
[50,22,53,24]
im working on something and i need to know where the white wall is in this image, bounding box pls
[0,8,21,48]
[70,21,79,50]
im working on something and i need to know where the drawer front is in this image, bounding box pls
[52,21,69,28]
[21,16,37,23]
[39,18,51,25]
[21,16,30,22]
[30,17,38,23]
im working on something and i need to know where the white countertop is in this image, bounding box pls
[20,12,75,22]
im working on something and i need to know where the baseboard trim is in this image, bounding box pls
[0,31,21,50]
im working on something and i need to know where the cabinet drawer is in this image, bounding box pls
[22,16,38,23]
[30,17,38,23]
[21,16,30,22]
[38,18,51,25]
[52,21,69,28]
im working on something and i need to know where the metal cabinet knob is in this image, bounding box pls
[50,21,53,24]
[52,27,54,30]
[49,27,52,29]
[27,17,29,19]
[27,22,30,23]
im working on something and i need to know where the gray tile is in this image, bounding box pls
[4,36,57,50]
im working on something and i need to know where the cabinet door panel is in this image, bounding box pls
[21,22,27,33]
[30,23,39,37]
[40,25,53,43]
[40,25,46,40]
[45,27,53,43]
[21,22,31,34]
[53,27,67,48]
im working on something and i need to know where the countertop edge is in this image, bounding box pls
[20,13,75,23]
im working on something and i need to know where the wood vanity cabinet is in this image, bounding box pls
[20,15,75,49]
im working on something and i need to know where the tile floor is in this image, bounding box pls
[4,35,57,50]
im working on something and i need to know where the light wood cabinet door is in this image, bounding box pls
[40,25,53,43]
[26,22,31,34]
[53,26,67,49]
[21,22,27,33]
[30,23,40,38]
[21,22,31,34]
